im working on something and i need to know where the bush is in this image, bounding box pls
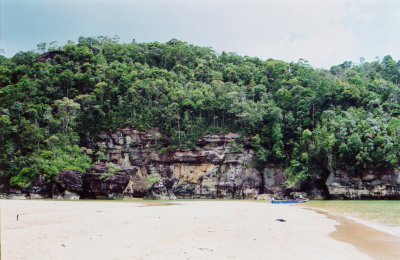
[146,173,161,189]
[9,145,92,187]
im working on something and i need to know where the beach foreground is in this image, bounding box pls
[0,200,389,260]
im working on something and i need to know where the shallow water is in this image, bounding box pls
[304,200,400,236]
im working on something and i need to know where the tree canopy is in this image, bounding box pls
[1,36,400,186]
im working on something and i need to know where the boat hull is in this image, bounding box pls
[271,199,308,204]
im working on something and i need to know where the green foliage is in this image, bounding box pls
[9,145,91,187]
[228,139,243,153]
[146,173,161,188]
[1,37,400,185]
[107,163,120,174]
[251,134,270,170]
[285,159,310,184]
[53,97,81,137]
[100,173,113,180]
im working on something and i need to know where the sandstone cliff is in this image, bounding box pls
[0,128,288,200]
[2,128,400,200]
[91,128,274,200]
[326,169,400,199]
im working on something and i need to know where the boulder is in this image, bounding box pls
[55,170,84,194]
[53,190,80,200]
[85,171,131,198]
[146,179,176,200]
[30,194,45,199]
[255,194,272,200]
[290,192,307,199]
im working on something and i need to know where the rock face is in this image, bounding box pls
[326,169,400,199]
[67,128,297,199]
[94,128,266,199]
[84,163,132,199]
[54,170,84,194]
[36,50,64,62]
[146,178,177,200]
[5,128,400,200]
[0,128,287,200]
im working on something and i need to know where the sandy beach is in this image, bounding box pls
[1,200,397,260]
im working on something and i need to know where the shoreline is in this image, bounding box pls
[300,203,400,237]
[2,199,400,259]
[301,206,400,260]
[344,215,400,237]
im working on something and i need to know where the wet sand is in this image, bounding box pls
[0,200,382,260]
[307,208,400,260]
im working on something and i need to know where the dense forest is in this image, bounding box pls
[1,37,400,187]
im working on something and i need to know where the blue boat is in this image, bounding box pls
[271,199,308,204]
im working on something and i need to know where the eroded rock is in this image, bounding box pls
[326,169,400,199]
[146,179,177,200]
[255,194,272,200]
[94,128,266,199]
[55,170,84,194]
[53,190,80,200]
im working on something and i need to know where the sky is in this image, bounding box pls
[1,0,400,68]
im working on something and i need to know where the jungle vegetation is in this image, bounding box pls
[1,37,400,186]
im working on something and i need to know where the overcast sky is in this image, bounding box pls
[1,0,400,68]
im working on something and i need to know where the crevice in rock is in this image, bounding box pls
[259,168,266,194]
[215,155,226,197]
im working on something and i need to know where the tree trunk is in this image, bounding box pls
[177,117,181,148]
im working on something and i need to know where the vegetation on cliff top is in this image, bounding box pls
[1,37,400,186]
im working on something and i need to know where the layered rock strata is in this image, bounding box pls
[1,128,289,200]
[326,169,400,199]
[94,128,266,199]
[3,128,399,200]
